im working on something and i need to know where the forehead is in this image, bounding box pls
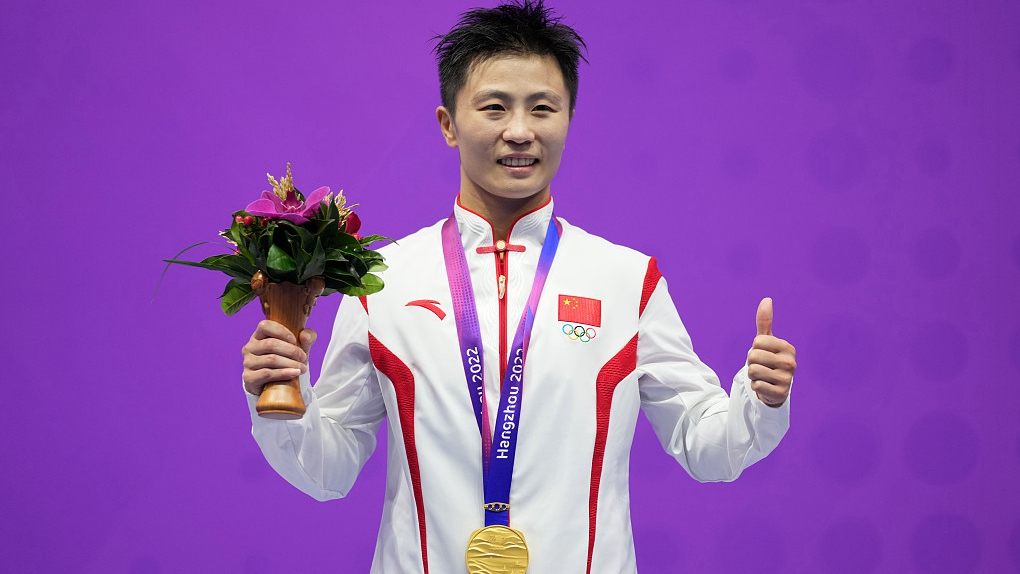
[458,53,568,101]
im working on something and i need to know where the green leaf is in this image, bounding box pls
[338,273,385,297]
[153,241,218,300]
[258,232,273,265]
[351,257,368,276]
[198,253,257,279]
[222,287,257,316]
[163,257,238,278]
[360,249,384,264]
[300,239,326,283]
[219,277,250,299]
[332,232,362,250]
[319,223,338,247]
[286,233,308,276]
[323,265,362,290]
[325,249,348,263]
[246,236,264,268]
[367,261,388,273]
[216,276,256,316]
[294,224,316,251]
[228,220,244,247]
[323,263,356,281]
[358,234,394,247]
[202,252,256,270]
[267,244,296,272]
[247,231,269,272]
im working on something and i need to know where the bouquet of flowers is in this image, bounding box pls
[165,163,388,315]
[164,164,389,419]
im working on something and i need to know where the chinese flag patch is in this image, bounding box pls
[558,295,601,326]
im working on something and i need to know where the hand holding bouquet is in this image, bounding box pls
[165,164,389,418]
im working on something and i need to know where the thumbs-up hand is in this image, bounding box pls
[747,297,797,408]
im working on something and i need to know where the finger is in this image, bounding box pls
[244,337,308,364]
[242,352,307,393]
[747,363,794,389]
[299,329,317,354]
[253,320,298,345]
[751,334,795,354]
[750,380,788,407]
[756,297,773,337]
[243,366,304,386]
[243,351,307,373]
[747,348,797,373]
[243,367,304,395]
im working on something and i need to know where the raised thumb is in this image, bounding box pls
[756,297,773,336]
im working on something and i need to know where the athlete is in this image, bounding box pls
[241,2,797,572]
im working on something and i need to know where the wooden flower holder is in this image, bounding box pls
[250,271,325,420]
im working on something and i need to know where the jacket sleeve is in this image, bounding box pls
[246,294,386,501]
[636,276,790,482]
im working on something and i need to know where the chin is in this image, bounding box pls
[492,179,553,200]
[493,189,549,202]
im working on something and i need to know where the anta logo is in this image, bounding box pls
[406,299,446,320]
[558,295,600,342]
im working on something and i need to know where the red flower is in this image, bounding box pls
[343,212,361,235]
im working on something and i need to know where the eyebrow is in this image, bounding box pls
[469,90,565,107]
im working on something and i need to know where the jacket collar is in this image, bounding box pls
[453,196,554,255]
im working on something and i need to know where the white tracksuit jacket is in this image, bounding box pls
[248,199,790,573]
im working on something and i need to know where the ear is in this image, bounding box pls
[436,106,458,148]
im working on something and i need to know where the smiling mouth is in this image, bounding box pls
[498,157,538,167]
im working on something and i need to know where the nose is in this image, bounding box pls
[502,111,534,144]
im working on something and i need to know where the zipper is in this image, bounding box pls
[459,198,549,409]
[496,248,509,384]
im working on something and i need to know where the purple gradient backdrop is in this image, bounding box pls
[2,0,1019,572]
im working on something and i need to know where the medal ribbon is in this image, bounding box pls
[442,212,560,527]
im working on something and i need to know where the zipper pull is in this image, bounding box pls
[498,275,506,299]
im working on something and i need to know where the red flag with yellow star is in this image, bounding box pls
[558,295,601,326]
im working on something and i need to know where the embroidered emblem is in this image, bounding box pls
[558,295,601,326]
[558,295,601,342]
[406,299,446,320]
[561,323,596,343]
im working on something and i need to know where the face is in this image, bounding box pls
[437,54,572,207]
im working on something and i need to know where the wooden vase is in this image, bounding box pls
[250,271,325,420]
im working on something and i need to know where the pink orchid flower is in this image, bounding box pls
[245,186,331,225]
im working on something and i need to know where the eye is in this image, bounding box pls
[482,104,505,111]
[532,104,555,113]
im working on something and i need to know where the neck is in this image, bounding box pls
[458,189,550,240]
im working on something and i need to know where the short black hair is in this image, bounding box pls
[432,0,587,115]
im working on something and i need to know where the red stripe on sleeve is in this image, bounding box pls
[639,257,662,318]
[369,334,428,574]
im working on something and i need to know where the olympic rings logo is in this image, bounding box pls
[561,323,597,343]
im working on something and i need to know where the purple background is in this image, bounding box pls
[2,0,1019,572]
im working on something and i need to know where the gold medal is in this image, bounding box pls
[465,524,529,573]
